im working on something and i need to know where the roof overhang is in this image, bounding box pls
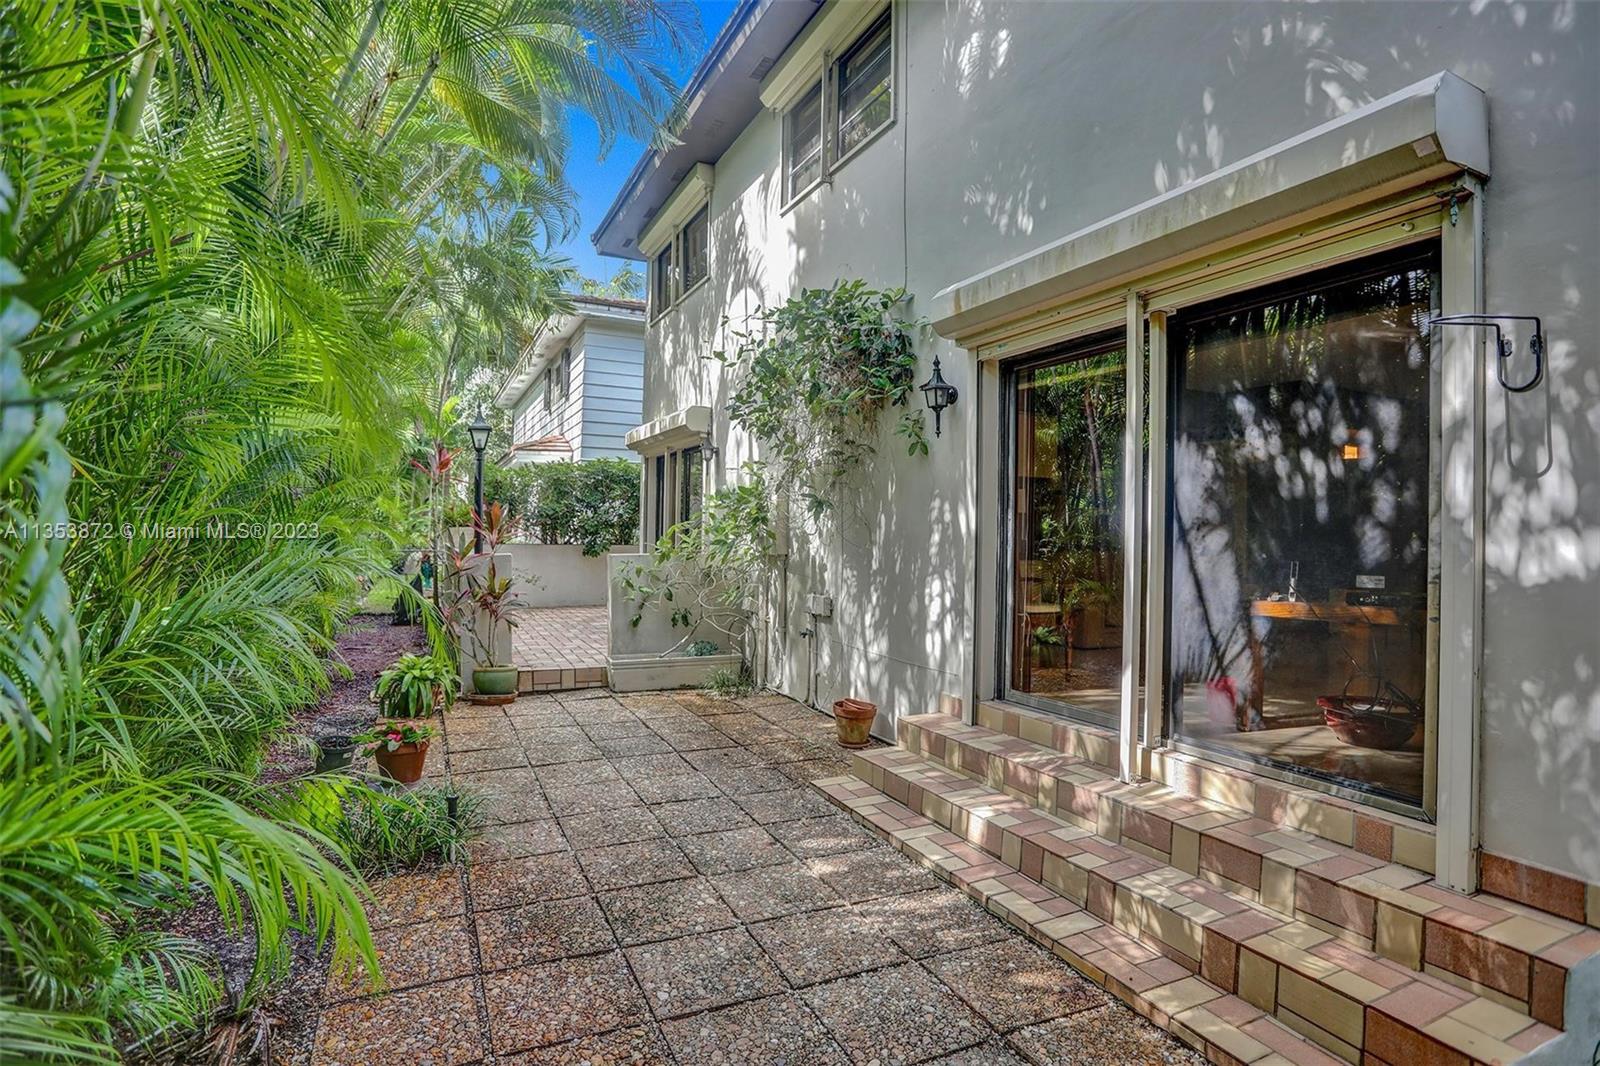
[624,406,713,454]
[495,299,646,408]
[930,71,1489,344]
[591,0,823,261]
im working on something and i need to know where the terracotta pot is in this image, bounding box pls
[833,698,877,749]
[373,740,430,783]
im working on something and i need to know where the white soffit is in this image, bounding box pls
[637,163,714,258]
[930,71,1489,343]
[624,405,712,453]
[759,0,888,112]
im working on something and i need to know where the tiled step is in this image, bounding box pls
[899,713,1599,1031]
[813,776,1357,1066]
[826,746,1592,1066]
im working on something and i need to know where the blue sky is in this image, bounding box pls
[560,1,740,284]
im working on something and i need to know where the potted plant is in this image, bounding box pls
[832,697,877,749]
[374,653,457,717]
[1031,625,1067,670]
[313,733,356,773]
[357,721,435,784]
[448,501,519,696]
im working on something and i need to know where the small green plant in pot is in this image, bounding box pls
[374,653,457,718]
[448,501,520,696]
[356,722,436,784]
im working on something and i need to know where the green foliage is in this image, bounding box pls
[522,458,642,554]
[620,471,774,656]
[482,462,540,527]
[1,0,695,1058]
[373,655,456,718]
[684,640,721,656]
[702,666,755,699]
[1031,625,1065,647]
[353,722,436,755]
[715,280,928,520]
[327,787,482,873]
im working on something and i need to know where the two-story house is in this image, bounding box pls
[593,4,1600,1063]
[494,294,646,465]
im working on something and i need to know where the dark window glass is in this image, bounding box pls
[559,347,572,398]
[652,245,672,315]
[785,82,824,200]
[679,446,703,524]
[837,14,891,156]
[681,207,709,292]
[1166,248,1438,807]
[1007,339,1127,727]
[542,370,552,413]
[653,455,666,542]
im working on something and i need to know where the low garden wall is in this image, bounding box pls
[605,553,742,690]
[502,543,637,607]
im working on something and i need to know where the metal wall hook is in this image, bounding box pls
[1428,314,1545,393]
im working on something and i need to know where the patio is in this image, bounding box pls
[309,689,1203,1065]
[508,605,609,692]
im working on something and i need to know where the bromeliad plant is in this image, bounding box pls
[355,722,436,755]
[374,654,457,718]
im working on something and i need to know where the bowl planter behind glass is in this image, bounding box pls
[358,722,435,784]
[832,698,877,749]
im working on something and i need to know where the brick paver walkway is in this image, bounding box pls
[509,604,607,672]
[310,689,1204,1065]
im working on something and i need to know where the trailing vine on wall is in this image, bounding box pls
[715,279,927,520]
[624,280,929,662]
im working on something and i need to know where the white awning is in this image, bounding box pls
[624,406,712,454]
[929,71,1488,344]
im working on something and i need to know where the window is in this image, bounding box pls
[681,206,709,293]
[652,455,667,542]
[559,346,572,399]
[679,446,704,525]
[785,81,824,201]
[1165,247,1438,808]
[542,370,552,413]
[651,245,672,318]
[1005,337,1127,728]
[836,12,891,157]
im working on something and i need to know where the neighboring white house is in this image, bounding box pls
[493,294,646,464]
[592,3,1600,1064]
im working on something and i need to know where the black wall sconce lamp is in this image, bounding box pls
[1428,314,1545,393]
[920,357,959,437]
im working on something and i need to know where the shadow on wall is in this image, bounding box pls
[915,0,1598,878]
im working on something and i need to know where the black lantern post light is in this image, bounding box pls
[919,356,959,438]
[468,408,492,553]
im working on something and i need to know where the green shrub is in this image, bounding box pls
[373,655,457,718]
[523,459,641,554]
[684,640,720,656]
[313,784,482,874]
[702,666,755,700]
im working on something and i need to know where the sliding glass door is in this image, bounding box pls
[1165,247,1438,808]
[1005,337,1127,726]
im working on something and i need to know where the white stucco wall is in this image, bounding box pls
[638,1,1599,884]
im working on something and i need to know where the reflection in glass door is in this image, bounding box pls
[1165,247,1437,809]
[1005,338,1127,726]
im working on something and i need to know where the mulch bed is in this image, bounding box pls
[139,615,427,1066]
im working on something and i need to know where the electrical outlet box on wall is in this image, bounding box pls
[806,593,833,619]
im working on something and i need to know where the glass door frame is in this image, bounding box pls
[1154,244,1443,820]
[997,330,1131,732]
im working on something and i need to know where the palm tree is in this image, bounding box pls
[2,0,696,1057]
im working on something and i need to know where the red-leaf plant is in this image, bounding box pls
[444,501,519,669]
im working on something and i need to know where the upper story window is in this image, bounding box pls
[558,346,572,398]
[542,370,553,413]
[681,206,710,293]
[836,13,891,157]
[785,82,825,201]
[648,200,711,320]
[651,245,672,319]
